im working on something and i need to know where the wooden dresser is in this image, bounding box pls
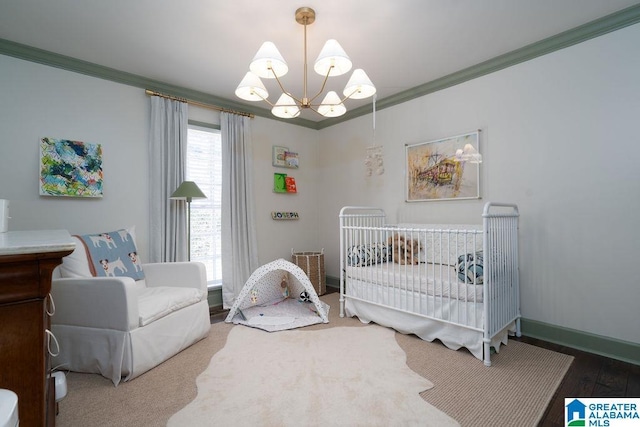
[0,230,74,427]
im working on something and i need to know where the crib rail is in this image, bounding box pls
[339,207,386,317]
[482,203,521,363]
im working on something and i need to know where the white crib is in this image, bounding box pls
[339,202,521,366]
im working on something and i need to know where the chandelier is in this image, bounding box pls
[235,7,376,119]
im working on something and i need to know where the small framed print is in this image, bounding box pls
[284,151,299,168]
[272,146,288,167]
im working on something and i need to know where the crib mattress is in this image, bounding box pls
[345,262,483,303]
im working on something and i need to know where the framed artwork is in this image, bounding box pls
[40,137,103,197]
[272,145,299,168]
[272,146,288,167]
[405,131,480,202]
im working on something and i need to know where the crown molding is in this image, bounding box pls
[2,3,639,131]
[317,3,640,129]
[0,37,318,129]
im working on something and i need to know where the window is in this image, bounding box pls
[186,125,222,288]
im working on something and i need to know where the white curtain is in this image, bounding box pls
[221,112,259,308]
[148,96,189,263]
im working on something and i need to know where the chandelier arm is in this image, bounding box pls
[248,88,276,107]
[337,87,362,104]
[308,66,334,104]
[307,104,322,114]
[270,69,303,106]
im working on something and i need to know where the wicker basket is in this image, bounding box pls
[291,249,326,296]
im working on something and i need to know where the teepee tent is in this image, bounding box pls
[224,259,329,332]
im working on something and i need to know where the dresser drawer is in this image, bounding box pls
[0,260,41,304]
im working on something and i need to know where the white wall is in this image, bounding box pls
[318,23,640,345]
[0,55,318,268]
[249,117,320,263]
[0,55,151,257]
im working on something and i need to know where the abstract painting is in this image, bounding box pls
[40,137,103,197]
[405,131,480,202]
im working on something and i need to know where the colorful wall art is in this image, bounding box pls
[273,173,297,193]
[40,137,103,197]
[405,131,480,202]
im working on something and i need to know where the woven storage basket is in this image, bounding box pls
[291,249,326,296]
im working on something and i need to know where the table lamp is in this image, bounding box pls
[170,181,206,261]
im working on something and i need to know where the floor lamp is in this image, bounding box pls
[170,181,206,261]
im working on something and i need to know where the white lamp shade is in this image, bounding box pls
[314,39,352,77]
[271,93,301,119]
[235,72,269,101]
[343,69,376,99]
[250,41,289,78]
[317,91,346,117]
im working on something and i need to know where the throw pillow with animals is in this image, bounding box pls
[76,229,145,280]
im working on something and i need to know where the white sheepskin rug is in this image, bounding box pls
[168,325,459,426]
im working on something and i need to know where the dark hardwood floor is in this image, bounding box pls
[515,335,640,426]
[211,288,640,426]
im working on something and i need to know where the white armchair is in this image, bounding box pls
[50,231,210,386]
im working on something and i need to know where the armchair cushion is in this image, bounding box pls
[138,286,206,326]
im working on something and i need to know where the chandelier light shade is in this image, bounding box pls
[272,94,301,119]
[317,91,346,118]
[249,42,289,78]
[343,69,376,99]
[235,72,269,101]
[314,39,352,76]
[235,6,375,119]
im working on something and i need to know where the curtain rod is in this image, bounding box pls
[144,89,254,118]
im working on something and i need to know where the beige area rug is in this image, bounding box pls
[56,292,573,427]
[168,326,459,427]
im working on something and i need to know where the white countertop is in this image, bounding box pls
[0,229,75,256]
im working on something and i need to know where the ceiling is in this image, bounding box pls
[1,0,639,124]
